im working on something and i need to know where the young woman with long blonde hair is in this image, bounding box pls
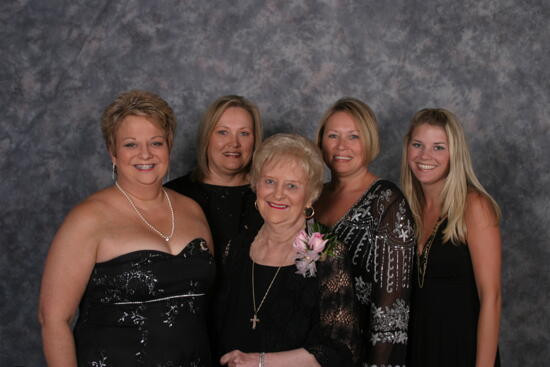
[402,108,501,367]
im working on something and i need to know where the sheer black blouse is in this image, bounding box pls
[330,180,415,366]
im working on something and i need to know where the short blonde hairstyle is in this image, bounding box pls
[317,97,380,165]
[400,108,501,243]
[194,95,262,181]
[101,90,176,154]
[250,134,325,205]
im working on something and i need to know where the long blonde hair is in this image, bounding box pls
[400,108,501,243]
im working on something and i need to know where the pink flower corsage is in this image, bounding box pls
[293,221,336,277]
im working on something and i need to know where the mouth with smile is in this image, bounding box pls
[416,163,437,170]
[135,164,155,171]
[267,201,288,210]
[223,152,242,158]
[333,155,352,161]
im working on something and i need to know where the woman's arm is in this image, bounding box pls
[38,202,100,367]
[221,348,320,367]
[465,192,502,367]
[367,188,415,365]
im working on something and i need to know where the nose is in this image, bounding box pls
[336,137,347,150]
[229,133,241,148]
[139,144,153,159]
[419,146,431,160]
[274,183,285,200]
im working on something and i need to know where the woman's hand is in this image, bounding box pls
[220,350,261,367]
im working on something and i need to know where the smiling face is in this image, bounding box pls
[407,123,450,190]
[321,111,368,178]
[111,115,169,187]
[206,106,254,180]
[255,157,310,228]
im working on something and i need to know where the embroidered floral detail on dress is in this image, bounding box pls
[369,298,409,345]
[355,276,373,305]
[118,309,146,326]
[89,351,108,367]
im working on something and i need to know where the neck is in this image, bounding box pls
[253,219,305,265]
[330,167,376,192]
[115,178,164,203]
[421,180,445,213]
[203,170,248,186]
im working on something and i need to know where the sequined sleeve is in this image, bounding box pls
[332,180,415,367]
[304,241,362,366]
[367,187,415,366]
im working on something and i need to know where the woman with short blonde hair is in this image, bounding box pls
[314,97,415,366]
[217,134,360,367]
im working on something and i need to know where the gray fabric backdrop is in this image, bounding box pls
[1,0,549,365]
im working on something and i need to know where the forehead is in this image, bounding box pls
[116,115,164,136]
[325,111,360,131]
[216,106,253,128]
[411,123,448,142]
[261,156,307,181]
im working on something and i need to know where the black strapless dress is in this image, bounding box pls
[74,238,215,367]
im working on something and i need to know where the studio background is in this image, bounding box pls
[1,0,549,365]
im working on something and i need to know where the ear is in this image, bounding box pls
[109,148,117,166]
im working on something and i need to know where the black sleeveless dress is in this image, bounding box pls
[407,219,500,366]
[74,238,215,367]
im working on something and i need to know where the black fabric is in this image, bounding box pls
[330,179,416,366]
[407,219,501,367]
[165,173,263,264]
[74,239,215,367]
[215,226,361,367]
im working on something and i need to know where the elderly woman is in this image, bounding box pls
[165,95,263,263]
[39,90,215,366]
[313,98,415,366]
[216,134,360,367]
[401,109,501,366]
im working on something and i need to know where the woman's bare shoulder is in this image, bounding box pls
[465,191,498,228]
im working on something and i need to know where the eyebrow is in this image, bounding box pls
[121,135,165,140]
[411,139,447,144]
[216,124,252,129]
[326,129,360,133]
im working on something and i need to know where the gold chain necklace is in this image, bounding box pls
[115,182,175,242]
[417,217,445,288]
[250,261,281,330]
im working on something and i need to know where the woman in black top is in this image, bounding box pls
[217,134,360,367]
[401,108,501,366]
[166,95,263,262]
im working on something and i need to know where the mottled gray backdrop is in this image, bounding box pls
[1,0,549,365]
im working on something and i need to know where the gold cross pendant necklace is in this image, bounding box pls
[250,261,281,330]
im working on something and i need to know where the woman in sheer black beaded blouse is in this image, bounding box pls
[314,98,415,367]
[216,134,361,367]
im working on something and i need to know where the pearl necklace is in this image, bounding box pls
[115,181,175,242]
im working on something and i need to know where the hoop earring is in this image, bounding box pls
[254,201,258,210]
[112,163,117,181]
[304,207,315,219]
